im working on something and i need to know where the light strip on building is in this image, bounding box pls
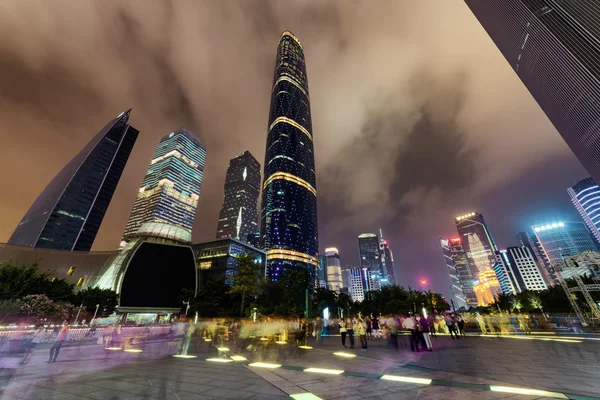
[380,375,432,385]
[304,367,343,375]
[281,31,303,49]
[263,172,317,197]
[269,117,313,141]
[266,249,319,267]
[273,76,309,99]
[490,386,567,399]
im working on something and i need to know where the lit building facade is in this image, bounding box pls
[567,177,600,244]
[325,247,343,293]
[379,229,397,285]
[465,0,600,186]
[472,269,502,306]
[193,238,266,287]
[216,151,261,241]
[317,255,328,289]
[455,212,501,303]
[9,110,138,251]
[358,233,384,280]
[532,221,600,276]
[495,247,548,295]
[440,237,477,309]
[517,230,557,285]
[345,267,376,303]
[260,31,318,280]
[123,129,206,241]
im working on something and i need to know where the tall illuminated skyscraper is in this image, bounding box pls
[440,237,477,309]
[123,128,206,241]
[465,0,600,184]
[358,233,384,281]
[9,110,138,251]
[261,31,318,280]
[455,212,501,305]
[216,151,260,240]
[379,229,397,285]
[324,247,343,293]
[567,178,600,244]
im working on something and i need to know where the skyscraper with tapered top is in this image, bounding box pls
[9,110,138,251]
[261,31,318,281]
[216,151,261,241]
[122,128,206,242]
[379,229,397,285]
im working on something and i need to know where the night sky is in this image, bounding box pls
[0,1,588,299]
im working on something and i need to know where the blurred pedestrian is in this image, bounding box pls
[365,316,372,340]
[346,318,355,348]
[419,315,433,351]
[339,319,348,348]
[445,314,457,339]
[402,314,418,352]
[372,315,380,339]
[476,313,487,334]
[357,318,367,351]
[21,324,46,364]
[457,314,466,337]
[388,315,398,349]
[48,321,69,363]
[427,314,436,337]
[315,317,324,344]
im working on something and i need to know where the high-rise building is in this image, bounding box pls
[260,31,318,280]
[517,230,557,285]
[567,178,600,244]
[465,1,600,185]
[216,151,261,241]
[455,212,501,305]
[325,247,343,293]
[379,229,397,285]
[358,233,384,280]
[531,221,600,275]
[317,255,328,289]
[9,110,138,251]
[440,237,477,309]
[345,266,376,302]
[495,247,548,295]
[123,128,206,241]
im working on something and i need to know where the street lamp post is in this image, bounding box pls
[73,301,84,325]
[91,304,100,325]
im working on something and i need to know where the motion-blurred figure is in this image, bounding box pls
[48,321,69,363]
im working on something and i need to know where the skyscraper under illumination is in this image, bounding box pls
[324,247,343,293]
[440,237,477,309]
[9,110,138,251]
[379,229,397,285]
[465,0,600,185]
[261,31,318,280]
[123,128,206,241]
[358,233,384,280]
[567,178,600,244]
[216,151,261,240]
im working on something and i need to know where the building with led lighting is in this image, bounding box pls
[123,128,206,242]
[465,0,600,186]
[260,31,318,280]
[495,247,548,295]
[325,247,343,293]
[516,230,557,285]
[567,178,600,244]
[216,151,261,241]
[472,269,502,306]
[455,212,501,303]
[9,110,138,251]
[440,237,477,309]
[379,230,396,286]
[317,255,328,289]
[358,233,384,281]
[345,267,376,302]
[532,221,600,277]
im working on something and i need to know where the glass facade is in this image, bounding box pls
[123,128,206,240]
[516,230,557,285]
[532,221,600,275]
[378,230,397,286]
[567,177,600,244]
[9,110,138,251]
[465,0,600,185]
[495,247,548,294]
[325,247,343,293]
[358,233,384,281]
[440,237,477,309]
[216,151,261,241]
[261,31,318,280]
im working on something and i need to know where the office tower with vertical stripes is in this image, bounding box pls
[379,229,397,286]
[216,151,261,241]
[261,31,318,280]
[9,110,138,251]
[567,177,600,244]
[123,128,206,241]
[465,0,600,185]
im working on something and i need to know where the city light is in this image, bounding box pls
[456,212,476,221]
[230,355,247,361]
[304,367,344,375]
[333,352,356,358]
[533,222,564,232]
[248,362,282,369]
[380,375,432,385]
[490,386,567,399]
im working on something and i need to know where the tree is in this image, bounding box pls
[0,262,73,301]
[20,294,76,323]
[278,268,312,317]
[510,297,523,313]
[73,287,118,317]
[424,290,451,314]
[228,254,263,317]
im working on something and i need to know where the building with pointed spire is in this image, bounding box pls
[260,31,318,280]
[378,229,397,286]
[9,110,138,251]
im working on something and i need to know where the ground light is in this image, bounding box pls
[203,338,212,342]
[380,375,432,385]
[304,368,344,375]
[105,347,122,351]
[248,362,282,369]
[290,393,323,400]
[276,341,287,344]
[124,349,143,353]
[490,385,567,399]
[172,354,197,359]
[332,352,356,358]
[298,345,313,349]
[230,355,247,361]
[216,347,230,351]
[206,358,233,363]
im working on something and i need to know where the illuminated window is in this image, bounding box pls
[66,267,76,277]
[76,278,84,286]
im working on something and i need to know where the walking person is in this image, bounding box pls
[388,315,399,349]
[372,315,380,339]
[444,314,457,339]
[21,324,46,364]
[339,319,348,347]
[402,314,418,352]
[365,316,372,340]
[419,315,433,351]
[476,313,487,335]
[427,314,436,337]
[315,317,324,345]
[457,314,466,337]
[48,321,69,363]
[357,318,368,351]
[345,318,355,348]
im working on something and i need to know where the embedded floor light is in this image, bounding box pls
[206,358,233,363]
[290,394,323,400]
[217,347,230,351]
[105,347,122,351]
[333,352,356,358]
[490,386,567,399]
[276,341,287,344]
[298,345,313,349]
[230,355,247,361]
[173,354,197,358]
[380,375,432,385]
[304,367,344,375]
[124,349,143,353]
[248,362,282,369]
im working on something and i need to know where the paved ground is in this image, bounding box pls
[0,332,599,399]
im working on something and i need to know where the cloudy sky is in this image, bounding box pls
[0,0,588,298]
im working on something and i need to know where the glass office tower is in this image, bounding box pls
[440,237,477,309]
[325,247,343,293]
[465,0,600,185]
[379,229,397,286]
[358,233,384,280]
[9,110,138,251]
[123,128,206,241]
[567,177,600,244]
[261,31,318,280]
[216,151,261,240]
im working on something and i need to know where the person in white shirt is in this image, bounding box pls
[338,319,348,348]
[402,315,419,352]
